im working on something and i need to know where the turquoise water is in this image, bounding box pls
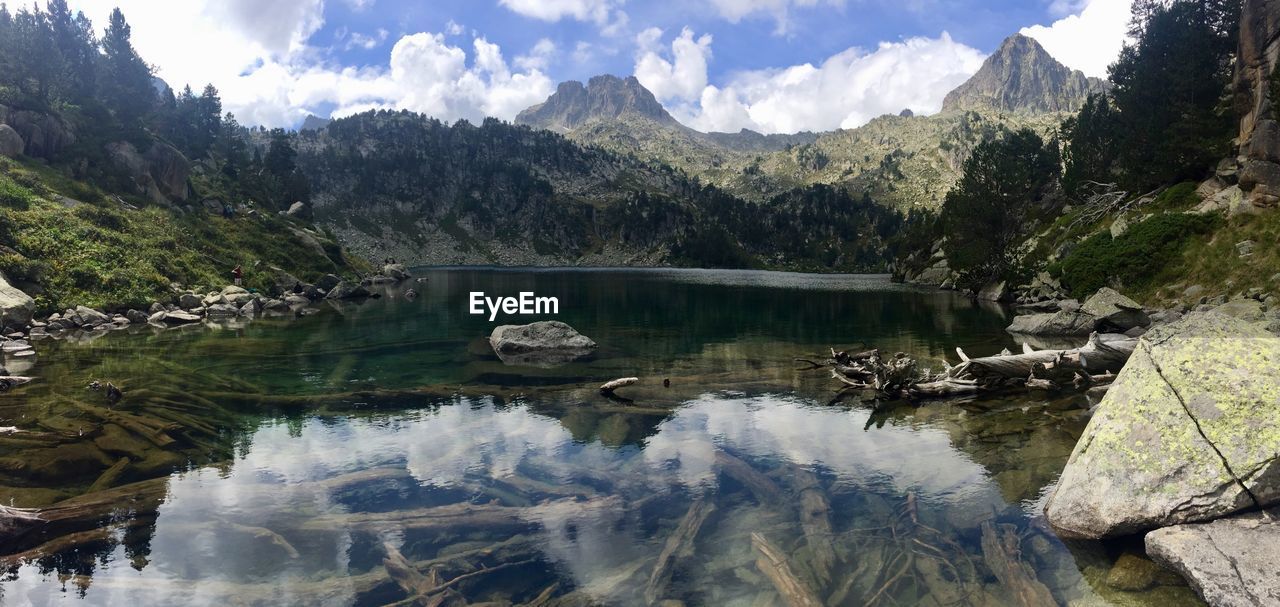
[0,269,1199,606]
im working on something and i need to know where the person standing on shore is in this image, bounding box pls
[232,264,243,287]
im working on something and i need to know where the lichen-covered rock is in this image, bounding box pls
[1044,312,1280,539]
[1145,508,1280,607]
[1213,298,1267,323]
[489,321,596,366]
[1081,287,1150,332]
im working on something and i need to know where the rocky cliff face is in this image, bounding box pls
[515,75,678,133]
[941,34,1106,114]
[1234,0,1280,209]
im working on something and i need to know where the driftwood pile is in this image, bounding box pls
[805,332,1137,401]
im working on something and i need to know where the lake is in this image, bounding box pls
[0,269,1201,606]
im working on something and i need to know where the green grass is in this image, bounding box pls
[0,158,367,314]
[1143,209,1280,305]
[1049,213,1221,299]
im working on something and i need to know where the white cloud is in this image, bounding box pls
[498,0,628,35]
[515,38,558,71]
[706,0,845,34]
[1021,0,1133,78]
[68,0,553,128]
[635,30,985,134]
[634,27,713,103]
[343,0,376,11]
[444,19,465,36]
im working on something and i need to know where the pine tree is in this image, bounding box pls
[99,8,154,131]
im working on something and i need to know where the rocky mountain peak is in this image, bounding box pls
[941,33,1106,114]
[515,74,678,132]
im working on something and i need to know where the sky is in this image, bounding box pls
[66,0,1134,134]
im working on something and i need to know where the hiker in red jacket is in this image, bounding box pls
[232,264,243,287]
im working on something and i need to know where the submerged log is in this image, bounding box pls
[645,497,716,604]
[751,532,824,607]
[714,451,783,505]
[792,470,837,587]
[979,521,1057,607]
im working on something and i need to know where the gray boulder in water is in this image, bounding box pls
[489,321,597,366]
[1044,312,1280,539]
[1145,508,1280,607]
[324,280,370,300]
[1006,310,1097,336]
[0,273,35,329]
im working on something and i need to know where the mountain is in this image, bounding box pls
[516,70,1066,209]
[515,75,679,133]
[941,34,1107,114]
[299,114,332,132]
[296,110,904,270]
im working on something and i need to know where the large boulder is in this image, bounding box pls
[144,142,191,202]
[1145,508,1280,607]
[1212,298,1267,323]
[977,281,1011,302]
[1081,287,1150,332]
[489,321,597,366]
[1044,313,1280,539]
[265,266,303,296]
[324,280,370,300]
[0,124,23,158]
[1006,310,1097,336]
[383,263,410,281]
[0,104,74,157]
[0,273,35,329]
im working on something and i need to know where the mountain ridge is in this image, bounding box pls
[941,33,1107,114]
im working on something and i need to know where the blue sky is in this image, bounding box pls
[68,0,1133,132]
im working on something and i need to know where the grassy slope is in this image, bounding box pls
[0,157,368,314]
[1026,182,1278,306]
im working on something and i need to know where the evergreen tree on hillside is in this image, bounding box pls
[1060,94,1118,194]
[941,129,1060,292]
[99,8,154,131]
[1109,0,1239,190]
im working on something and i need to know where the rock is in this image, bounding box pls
[144,141,190,201]
[105,141,165,204]
[265,266,302,296]
[74,306,110,328]
[0,104,74,157]
[977,281,1011,302]
[1238,158,1280,193]
[0,124,23,157]
[1183,285,1205,299]
[205,303,239,317]
[384,263,410,281]
[261,298,289,311]
[157,311,201,325]
[1212,298,1267,323]
[1044,313,1280,539]
[0,273,35,329]
[239,299,261,316]
[316,274,342,291]
[1145,508,1280,607]
[178,293,203,310]
[324,280,370,300]
[1104,553,1166,592]
[1006,310,1097,336]
[489,321,597,366]
[1194,184,1241,214]
[220,286,254,306]
[1081,287,1150,332]
[1058,298,1081,313]
[1109,214,1130,238]
[285,201,307,217]
[283,295,311,306]
[1236,239,1256,257]
[125,309,149,324]
[202,293,225,307]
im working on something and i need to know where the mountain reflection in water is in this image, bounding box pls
[0,270,1201,606]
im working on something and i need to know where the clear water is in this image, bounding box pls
[0,269,1201,606]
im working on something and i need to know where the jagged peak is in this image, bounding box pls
[941,33,1106,115]
[515,74,676,133]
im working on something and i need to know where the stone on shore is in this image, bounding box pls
[1145,508,1280,607]
[178,293,203,310]
[324,280,370,300]
[148,310,201,325]
[1006,310,1097,336]
[383,263,410,281]
[316,274,342,292]
[1044,312,1280,539]
[489,321,596,366]
[74,306,110,328]
[0,273,35,328]
[1081,287,1150,332]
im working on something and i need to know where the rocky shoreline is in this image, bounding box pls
[0,263,416,375]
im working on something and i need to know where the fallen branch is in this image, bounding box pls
[599,377,638,395]
[645,497,716,604]
[751,532,824,607]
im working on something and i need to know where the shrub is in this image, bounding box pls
[1051,213,1220,298]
